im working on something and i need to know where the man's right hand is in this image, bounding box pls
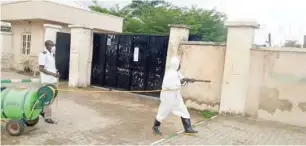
[52,72,60,78]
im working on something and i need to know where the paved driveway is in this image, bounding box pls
[1,71,34,79]
[1,71,203,145]
[159,115,306,145]
[2,71,306,145]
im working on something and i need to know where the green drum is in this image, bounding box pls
[0,85,57,136]
[1,89,43,120]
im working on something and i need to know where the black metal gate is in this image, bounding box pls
[55,32,71,81]
[91,33,169,96]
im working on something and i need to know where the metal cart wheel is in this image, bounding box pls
[6,120,25,136]
[25,117,39,127]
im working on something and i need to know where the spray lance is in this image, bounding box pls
[176,60,224,86]
[181,78,211,86]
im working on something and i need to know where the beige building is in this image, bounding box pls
[1,0,123,71]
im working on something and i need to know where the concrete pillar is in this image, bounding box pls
[303,35,306,48]
[43,24,62,44]
[165,24,189,70]
[68,25,93,87]
[219,21,260,115]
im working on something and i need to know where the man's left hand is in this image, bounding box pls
[56,71,60,78]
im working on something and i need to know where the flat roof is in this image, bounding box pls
[1,0,124,32]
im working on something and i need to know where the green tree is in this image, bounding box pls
[130,6,183,33]
[89,0,227,42]
[123,0,170,17]
[181,6,227,41]
[88,0,111,14]
[283,40,301,48]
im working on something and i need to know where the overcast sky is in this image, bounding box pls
[2,0,303,45]
[79,0,306,46]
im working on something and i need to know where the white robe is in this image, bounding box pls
[156,57,191,122]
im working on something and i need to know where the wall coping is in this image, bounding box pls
[226,21,260,28]
[43,24,62,29]
[68,25,92,29]
[168,24,190,29]
[0,32,13,35]
[251,47,306,53]
[1,0,124,20]
[181,41,226,46]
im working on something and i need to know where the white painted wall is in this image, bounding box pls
[10,20,44,70]
[219,22,259,115]
[180,42,226,112]
[68,25,93,87]
[248,48,306,127]
[9,20,69,71]
[165,24,189,71]
[0,32,13,70]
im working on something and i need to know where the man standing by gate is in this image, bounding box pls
[38,40,60,124]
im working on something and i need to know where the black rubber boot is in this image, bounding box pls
[44,118,56,124]
[181,117,198,134]
[40,112,45,118]
[1,87,6,91]
[152,119,162,135]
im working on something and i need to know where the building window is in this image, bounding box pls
[1,25,11,32]
[21,33,31,55]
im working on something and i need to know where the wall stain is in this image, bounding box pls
[298,102,306,112]
[270,72,306,83]
[259,87,293,114]
[262,51,277,82]
[300,78,306,83]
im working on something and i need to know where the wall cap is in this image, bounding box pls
[43,24,62,29]
[251,47,306,53]
[0,32,13,35]
[181,41,226,46]
[168,24,190,29]
[226,21,260,28]
[68,25,92,29]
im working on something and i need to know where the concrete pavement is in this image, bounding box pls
[1,71,203,145]
[1,71,34,79]
[2,71,306,145]
[159,115,306,145]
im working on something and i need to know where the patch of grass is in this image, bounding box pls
[200,110,218,119]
